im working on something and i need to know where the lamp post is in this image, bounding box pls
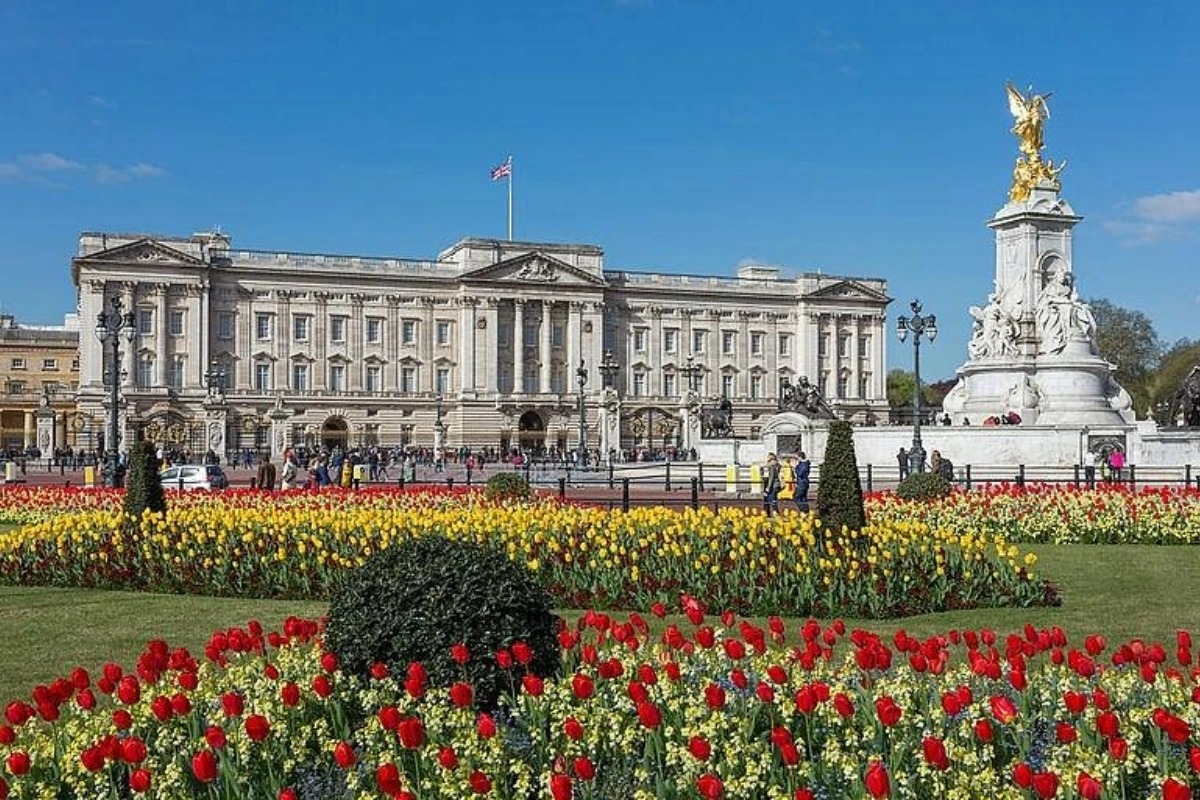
[895,299,937,475]
[598,350,619,390]
[433,393,446,468]
[202,362,227,402]
[94,296,136,487]
[575,359,588,469]
[680,354,703,394]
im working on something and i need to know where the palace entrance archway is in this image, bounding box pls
[517,410,545,454]
[322,417,349,450]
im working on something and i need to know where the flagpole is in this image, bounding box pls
[507,156,513,241]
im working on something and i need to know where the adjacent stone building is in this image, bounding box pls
[0,314,81,452]
[72,231,890,457]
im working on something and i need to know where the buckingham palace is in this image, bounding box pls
[71,231,890,458]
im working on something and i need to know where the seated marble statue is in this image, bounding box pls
[967,296,1019,359]
[1036,265,1096,354]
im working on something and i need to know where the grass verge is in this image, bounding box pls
[2,544,1199,701]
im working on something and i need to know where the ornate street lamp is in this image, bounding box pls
[94,296,136,487]
[598,349,619,390]
[679,354,703,394]
[575,359,588,469]
[202,362,227,402]
[895,299,937,475]
[433,392,446,455]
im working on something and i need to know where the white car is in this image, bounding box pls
[160,464,229,491]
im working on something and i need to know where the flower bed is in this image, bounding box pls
[3,606,1200,798]
[0,490,1046,617]
[868,484,1200,545]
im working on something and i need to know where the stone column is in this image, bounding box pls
[541,300,553,394]
[598,389,621,459]
[268,402,290,462]
[567,301,581,377]
[458,297,477,398]
[874,314,887,400]
[121,283,136,388]
[276,291,292,373]
[588,302,605,392]
[237,293,252,389]
[513,300,526,394]
[155,284,168,387]
[197,279,210,388]
[738,311,752,398]
[23,410,35,448]
[707,310,722,397]
[204,402,228,461]
[849,316,861,399]
[386,295,400,391]
[483,298,500,394]
[421,298,436,393]
[649,307,663,396]
[349,295,364,391]
[313,293,329,391]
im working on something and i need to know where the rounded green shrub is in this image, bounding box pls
[324,536,561,709]
[484,472,532,503]
[896,472,953,501]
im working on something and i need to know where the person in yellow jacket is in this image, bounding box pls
[778,457,796,503]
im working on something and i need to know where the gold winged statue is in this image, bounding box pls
[1005,81,1066,202]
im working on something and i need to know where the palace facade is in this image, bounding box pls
[0,314,81,452]
[72,232,890,456]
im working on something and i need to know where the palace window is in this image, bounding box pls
[750,374,762,399]
[779,334,791,357]
[859,334,871,358]
[664,329,679,355]
[255,364,271,391]
[217,312,235,340]
[402,320,418,346]
[523,323,536,347]
[436,320,451,346]
[292,363,309,391]
[293,315,311,343]
[633,328,648,352]
[42,358,57,371]
[722,331,735,355]
[436,367,450,395]
[255,314,272,341]
[722,374,734,398]
[10,357,25,370]
[329,364,345,392]
[522,366,537,394]
[837,373,849,399]
[819,334,829,357]
[838,335,849,358]
[663,372,677,397]
[169,310,185,337]
[136,356,153,389]
[552,324,564,349]
[70,359,79,371]
[366,317,383,344]
[8,381,24,394]
[330,316,347,343]
[366,365,382,393]
[498,322,510,346]
[551,367,565,395]
[137,309,153,335]
[692,329,707,354]
[750,332,764,356]
[169,357,185,389]
[401,366,417,394]
[859,373,870,398]
[632,372,646,397]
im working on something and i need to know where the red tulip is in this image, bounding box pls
[205,725,227,749]
[571,674,594,699]
[245,714,271,742]
[279,790,298,800]
[1032,771,1059,799]
[875,696,902,727]
[191,750,218,783]
[81,746,105,772]
[573,756,595,781]
[451,643,470,665]
[637,701,662,729]
[397,717,426,749]
[834,692,855,718]
[1013,762,1033,788]
[333,741,356,769]
[370,662,390,680]
[922,736,949,770]
[129,767,152,793]
[320,651,339,673]
[120,737,148,764]
[550,773,573,800]
[221,692,244,717]
[689,735,712,760]
[697,773,725,799]
[1055,722,1077,743]
[511,641,533,664]
[1108,737,1128,760]
[438,746,458,770]
[522,674,544,697]
[469,770,491,794]
[990,695,1017,724]
[280,682,300,707]
[1164,778,1193,800]
[1096,710,1120,738]
[477,713,498,739]
[376,763,403,795]
[1077,772,1102,800]
[705,684,727,709]
[450,682,474,708]
[864,760,890,798]
[974,718,994,743]
[563,717,584,740]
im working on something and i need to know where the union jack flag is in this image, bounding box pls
[491,156,512,181]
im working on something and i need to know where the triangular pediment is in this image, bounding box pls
[460,251,606,287]
[805,280,890,303]
[79,239,205,267]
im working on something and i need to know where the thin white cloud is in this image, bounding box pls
[1132,190,1200,223]
[94,162,167,183]
[89,95,116,110]
[1106,189,1200,246]
[0,151,165,186]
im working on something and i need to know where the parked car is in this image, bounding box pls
[161,464,229,491]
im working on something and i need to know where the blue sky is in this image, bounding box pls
[1,0,1197,379]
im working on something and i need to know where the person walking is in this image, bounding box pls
[779,457,796,505]
[793,452,812,513]
[280,450,298,490]
[761,453,782,517]
[1108,448,1126,484]
[256,456,277,491]
[897,447,909,481]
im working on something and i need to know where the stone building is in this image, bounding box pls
[71,231,890,457]
[0,314,82,452]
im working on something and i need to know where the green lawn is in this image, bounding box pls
[2,544,1199,702]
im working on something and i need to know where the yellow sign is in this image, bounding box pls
[84,465,95,488]
[725,465,738,493]
[749,464,762,495]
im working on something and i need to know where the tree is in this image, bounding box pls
[817,420,866,538]
[123,440,166,521]
[887,369,915,408]
[1148,339,1200,419]
[1086,298,1164,417]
